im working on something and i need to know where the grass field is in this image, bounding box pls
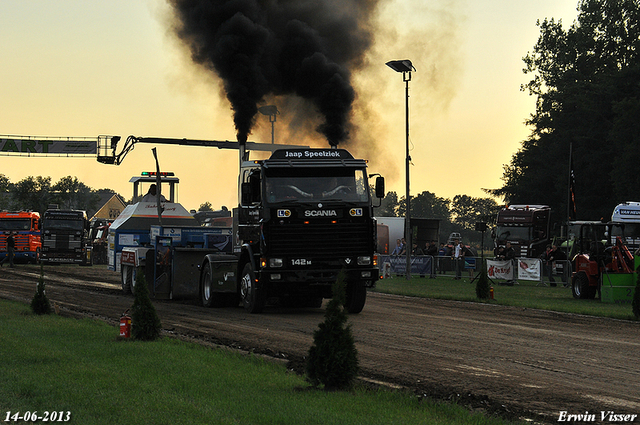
[0,300,517,425]
[373,272,638,321]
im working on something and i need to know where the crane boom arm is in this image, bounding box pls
[97,135,309,165]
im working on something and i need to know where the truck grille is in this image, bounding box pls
[267,221,372,258]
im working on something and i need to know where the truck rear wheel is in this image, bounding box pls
[345,282,367,314]
[240,262,265,313]
[201,263,225,308]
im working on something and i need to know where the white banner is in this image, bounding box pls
[486,259,513,280]
[517,258,542,281]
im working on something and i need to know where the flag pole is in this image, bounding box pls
[566,141,574,261]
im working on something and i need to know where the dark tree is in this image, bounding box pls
[31,264,52,315]
[492,0,640,224]
[131,271,162,341]
[52,176,100,212]
[398,191,451,221]
[306,273,358,390]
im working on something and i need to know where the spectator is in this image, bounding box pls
[504,242,517,285]
[453,239,463,280]
[1,233,16,268]
[391,239,404,256]
[548,244,567,287]
[541,245,554,286]
[426,241,438,278]
[438,242,447,274]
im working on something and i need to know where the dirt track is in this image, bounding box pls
[2,265,639,424]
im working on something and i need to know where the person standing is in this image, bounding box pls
[504,241,517,285]
[1,233,16,268]
[426,241,438,278]
[541,245,554,286]
[453,239,463,280]
[438,242,447,274]
[548,244,567,287]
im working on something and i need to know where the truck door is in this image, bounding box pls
[238,168,262,244]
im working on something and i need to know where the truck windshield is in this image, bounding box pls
[0,219,31,231]
[44,219,85,231]
[496,226,530,241]
[265,168,368,204]
[610,223,640,239]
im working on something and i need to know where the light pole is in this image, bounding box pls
[258,105,280,144]
[386,59,415,280]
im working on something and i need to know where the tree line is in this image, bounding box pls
[374,190,500,245]
[0,174,112,218]
[489,0,640,227]
[1,172,501,245]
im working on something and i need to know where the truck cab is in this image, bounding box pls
[232,148,382,313]
[610,201,640,250]
[494,205,551,258]
[0,211,41,264]
[41,209,91,265]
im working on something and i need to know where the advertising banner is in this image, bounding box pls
[379,255,432,275]
[517,258,542,281]
[486,259,513,280]
[0,138,97,155]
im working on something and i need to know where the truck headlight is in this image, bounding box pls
[357,256,371,266]
[269,258,283,268]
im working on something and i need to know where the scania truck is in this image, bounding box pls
[198,148,383,313]
[493,205,551,258]
[101,136,384,314]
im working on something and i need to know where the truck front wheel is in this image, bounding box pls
[240,262,265,313]
[345,282,367,314]
[572,272,592,299]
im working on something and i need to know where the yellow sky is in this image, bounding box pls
[0,0,580,212]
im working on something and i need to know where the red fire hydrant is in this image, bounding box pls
[119,309,131,338]
[489,286,494,300]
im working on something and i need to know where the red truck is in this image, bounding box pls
[0,211,42,263]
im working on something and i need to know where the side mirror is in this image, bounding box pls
[375,176,385,199]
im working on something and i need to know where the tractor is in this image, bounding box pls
[571,221,635,299]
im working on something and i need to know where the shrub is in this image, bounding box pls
[306,272,359,390]
[131,270,162,341]
[632,268,640,320]
[475,259,491,299]
[30,263,52,315]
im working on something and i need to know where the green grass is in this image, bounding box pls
[0,300,517,425]
[374,273,638,320]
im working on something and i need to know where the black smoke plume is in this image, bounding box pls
[169,0,378,146]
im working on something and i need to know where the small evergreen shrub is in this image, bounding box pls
[475,259,491,299]
[131,270,162,341]
[30,263,51,315]
[306,272,359,390]
[632,268,640,320]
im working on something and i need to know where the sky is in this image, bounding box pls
[0,0,581,213]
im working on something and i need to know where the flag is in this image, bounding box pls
[569,157,577,220]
